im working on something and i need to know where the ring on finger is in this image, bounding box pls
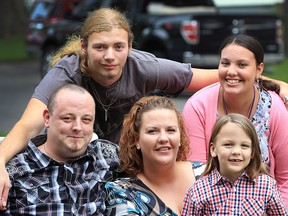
[284,96,288,104]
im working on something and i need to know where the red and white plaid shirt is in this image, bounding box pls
[181,168,288,215]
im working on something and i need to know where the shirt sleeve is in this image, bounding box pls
[32,55,81,105]
[268,91,288,207]
[127,49,192,97]
[156,58,192,95]
[182,83,219,162]
[181,187,201,215]
[266,178,288,215]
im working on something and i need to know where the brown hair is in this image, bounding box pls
[119,96,190,177]
[47,84,94,115]
[49,8,134,76]
[203,113,268,179]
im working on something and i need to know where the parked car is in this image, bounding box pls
[27,0,284,89]
[25,0,83,56]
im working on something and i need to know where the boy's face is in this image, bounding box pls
[210,122,252,182]
[82,28,131,87]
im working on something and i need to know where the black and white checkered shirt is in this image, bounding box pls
[4,135,119,215]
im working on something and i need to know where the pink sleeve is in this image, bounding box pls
[182,83,219,162]
[268,92,288,207]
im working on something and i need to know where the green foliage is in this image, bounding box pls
[266,59,288,83]
[0,35,32,62]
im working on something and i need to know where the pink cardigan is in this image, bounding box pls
[183,82,288,206]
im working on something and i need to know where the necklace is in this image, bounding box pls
[222,85,256,119]
[89,78,121,122]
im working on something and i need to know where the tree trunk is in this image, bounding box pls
[0,0,28,38]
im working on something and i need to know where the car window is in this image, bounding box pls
[30,2,55,20]
[146,0,215,14]
[72,0,104,19]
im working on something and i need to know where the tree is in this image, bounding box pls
[0,0,28,38]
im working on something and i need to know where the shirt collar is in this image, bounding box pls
[27,134,96,169]
[210,168,253,186]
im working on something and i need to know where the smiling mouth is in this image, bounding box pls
[156,147,171,151]
[229,159,242,162]
[226,79,240,84]
[69,136,83,139]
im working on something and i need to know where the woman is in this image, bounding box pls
[182,34,288,206]
[105,96,198,215]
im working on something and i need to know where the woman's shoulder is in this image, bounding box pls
[177,161,197,182]
[184,83,220,112]
[188,83,220,101]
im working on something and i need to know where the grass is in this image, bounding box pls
[265,59,288,83]
[0,35,32,62]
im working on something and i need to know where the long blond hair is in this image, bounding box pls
[50,8,134,76]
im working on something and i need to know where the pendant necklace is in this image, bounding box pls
[222,86,256,119]
[89,78,121,122]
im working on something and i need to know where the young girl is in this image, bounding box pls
[181,113,288,215]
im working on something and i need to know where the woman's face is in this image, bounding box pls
[136,109,181,169]
[218,44,263,96]
[82,28,131,87]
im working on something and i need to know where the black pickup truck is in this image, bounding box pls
[26,0,284,77]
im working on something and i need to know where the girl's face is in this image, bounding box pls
[136,109,181,170]
[82,28,131,87]
[218,44,263,96]
[210,122,253,182]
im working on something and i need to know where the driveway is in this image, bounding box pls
[0,60,41,134]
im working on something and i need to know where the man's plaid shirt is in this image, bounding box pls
[3,135,119,215]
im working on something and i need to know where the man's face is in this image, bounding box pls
[44,89,95,162]
[82,28,131,87]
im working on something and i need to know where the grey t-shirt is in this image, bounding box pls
[32,49,192,143]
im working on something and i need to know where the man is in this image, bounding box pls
[2,84,119,215]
